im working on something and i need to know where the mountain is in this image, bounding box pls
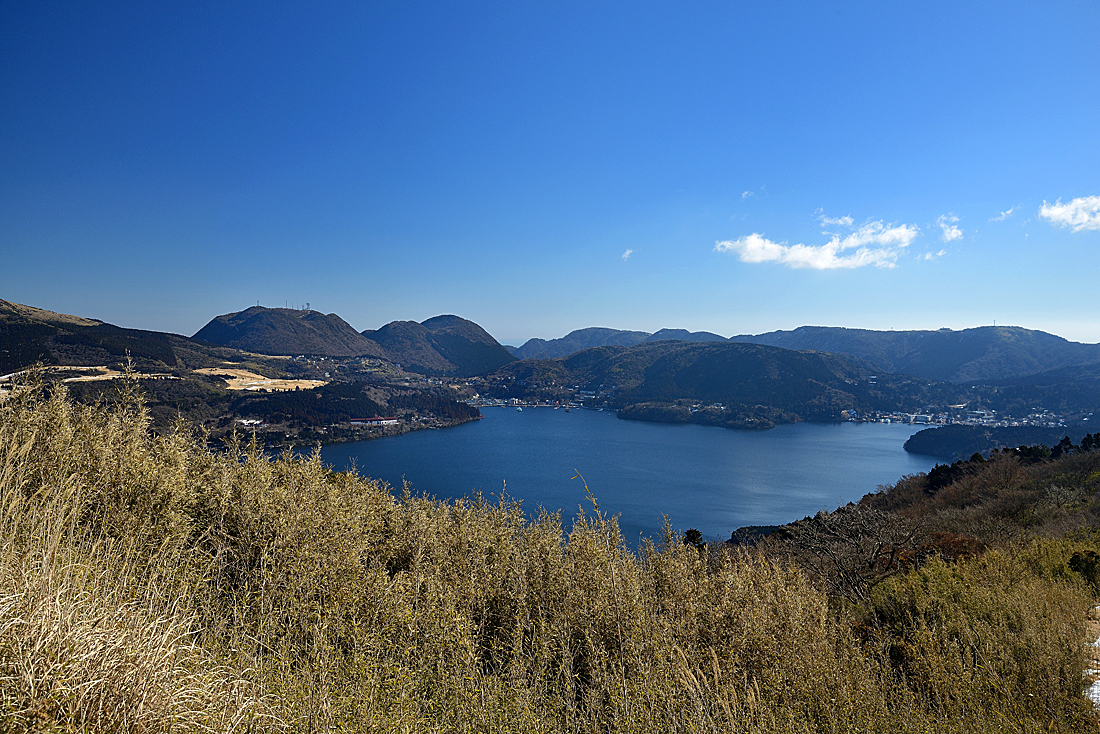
[1,299,182,373]
[643,328,727,343]
[729,325,1100,383]
[509,327,651,359]
[188,307,515,376]
[193,307,387,358]
[0,299,271,374]
[486,340,963,428]
[987,361,1100,389]
[508,326,729,360]
[362,321,452,373]
[363,315,516,377]
[418,315,517,376]
[976,361,1100,417]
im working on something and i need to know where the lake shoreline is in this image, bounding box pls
[316,408,940,543]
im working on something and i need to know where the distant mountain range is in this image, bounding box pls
[508,327,726,359]
[194,307,516,377]
[729,325,1100,383]
[7,298,1100,423]
[508,324,1100,384]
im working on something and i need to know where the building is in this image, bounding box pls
[351,416,399,426]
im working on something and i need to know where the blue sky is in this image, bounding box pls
[2,1,1098,345]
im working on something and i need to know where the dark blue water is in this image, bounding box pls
[319,407,940,543]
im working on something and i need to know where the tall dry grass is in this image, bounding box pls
[0,378,270,732]
[1,374,1098,732]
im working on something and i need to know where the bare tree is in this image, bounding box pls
[783,504,924,601]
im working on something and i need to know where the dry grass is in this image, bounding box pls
[0,378,275,733]
[193,367,326,392]
[1,373,1099,732]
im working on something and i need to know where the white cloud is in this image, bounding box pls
[923,249,947,260]
[741,191,754,199]
[715,220,920,270]
[990,206,1017,222]
[937,214,963,242]
[1039,195,1100,232]
[820,215,854,228]
[621,249,634,260]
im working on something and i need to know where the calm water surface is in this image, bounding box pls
[319,407,940,543]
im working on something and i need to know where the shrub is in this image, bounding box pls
[2,375,1098,732]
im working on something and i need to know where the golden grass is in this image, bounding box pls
[0,299,101,327]
[194,367,326,392]
[0,405,273,731]
[1,374,1098,732]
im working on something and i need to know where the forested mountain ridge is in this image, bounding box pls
[508,327,651,359]
[510,323,1100,385]
[729,325,1100,383]
[643,328,726,343]
[363,315,516,377]
[1,300,484,446]
[0,298,251,373]
[508,326,728,359]
[418,315,517,376]
[485,340,965,428]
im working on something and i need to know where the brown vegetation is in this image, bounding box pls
[194,366,327,392]
[2,373,1099,732]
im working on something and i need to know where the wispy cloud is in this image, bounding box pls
[937,214,963,242]
[1039,195,1100,231]
[621,249,634,260]
[923,249,947,260]
[715,219,920,270]
[741,191,754,199]
[820,215,854,228]
[990,206,1017,222]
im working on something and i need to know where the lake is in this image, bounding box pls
[318,407,941,543]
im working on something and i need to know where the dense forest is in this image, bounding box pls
[904,424,1095,460]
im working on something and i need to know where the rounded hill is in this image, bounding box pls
[193,307,387,358]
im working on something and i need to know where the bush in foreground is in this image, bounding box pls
[1,377,1098,732]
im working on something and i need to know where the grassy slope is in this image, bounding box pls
[2,376,1099,732]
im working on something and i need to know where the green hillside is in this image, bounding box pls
[362,320,455,373]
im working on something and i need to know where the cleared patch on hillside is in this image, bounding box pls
[195,366,326,392]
